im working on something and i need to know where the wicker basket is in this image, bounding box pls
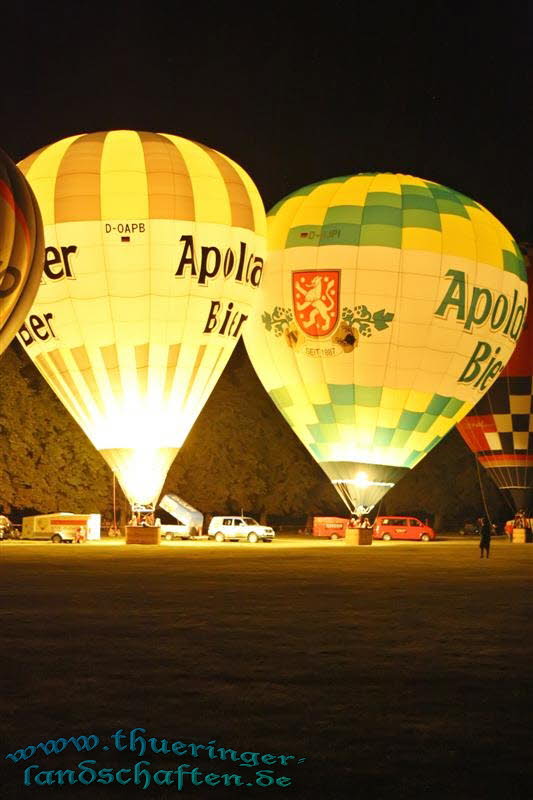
[125,526,161,545]
[344,527,373,546]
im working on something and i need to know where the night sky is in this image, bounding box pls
[2,3,531,241]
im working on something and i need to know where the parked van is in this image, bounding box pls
[373,516,435,542]
[22,513,101,543]
[208,516,275,543]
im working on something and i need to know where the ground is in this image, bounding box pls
[1,536,531,799]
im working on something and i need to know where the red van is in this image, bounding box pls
[312,517,349,539]
[373,516,436,542]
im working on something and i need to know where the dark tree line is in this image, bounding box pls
[0,344,113,518]
[0,339,509,530]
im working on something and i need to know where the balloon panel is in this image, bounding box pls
[0,149,44,354]
[244,174,527,511]
[457,250,533,511]
[18,131,266,505]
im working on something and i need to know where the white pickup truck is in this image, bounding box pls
[157,494,204,540]
[207,516,275,543]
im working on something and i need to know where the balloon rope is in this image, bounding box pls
[481,377,514,495]
[335,481,356,515]
[474,448,511,525]
[112,472,117,529]
[475,453,491,524]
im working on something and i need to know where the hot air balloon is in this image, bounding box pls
[457,246,532,513]
[244,173,527,515]
[0,148,44,354]
[17,131,266,511]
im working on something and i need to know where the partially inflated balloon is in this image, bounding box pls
[244,173,527,513]
[18,131,266,507]
[0,148,43,354]
[457,248,532,512]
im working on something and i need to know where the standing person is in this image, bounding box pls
[478,516,492,559]
[524,511,531,542]
[514,509,526,530]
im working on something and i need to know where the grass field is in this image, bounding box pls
[1,537,531,799]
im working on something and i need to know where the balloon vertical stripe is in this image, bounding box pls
[71,346,106,415]
[54,133,107,223]
[182,345,207,410]
[47,348,94,423]
[164,344,181,397]
[196,144,255,231]
[142,134,195,221]
[100,344,123,405]
[135,343,150,397]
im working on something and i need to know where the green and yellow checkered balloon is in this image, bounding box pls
[244,173,527,513]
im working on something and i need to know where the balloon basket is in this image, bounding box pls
[125,526,161,545]
[511,528,532,544]
[344,527,373,546]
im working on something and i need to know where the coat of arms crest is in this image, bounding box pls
[292,270,340,337]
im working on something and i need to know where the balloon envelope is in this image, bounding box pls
[244,173,527,513]
[18,131,266,506]
[0,148,44,354]
[457,248,532,512]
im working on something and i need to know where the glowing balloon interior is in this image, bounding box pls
[244,173,527,513]
[17,131,266,507]
[0,148,44,354]
[457,249,533,512]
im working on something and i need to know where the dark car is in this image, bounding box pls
[459,521,480,536]
[460,521,499,536]
[0,516,16,539]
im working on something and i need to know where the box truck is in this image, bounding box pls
[157,494,204,540]
[312,516,349,539]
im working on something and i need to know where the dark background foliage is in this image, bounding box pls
[0,339,510,530]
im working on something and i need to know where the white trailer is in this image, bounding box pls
[22,513,101,543]
[157,494,204,540]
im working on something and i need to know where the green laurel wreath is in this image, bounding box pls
[261,307,294,337]
[261,305,394,338]
[341,305,395,338]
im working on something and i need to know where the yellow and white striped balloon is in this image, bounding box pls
[18,131,266,507]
